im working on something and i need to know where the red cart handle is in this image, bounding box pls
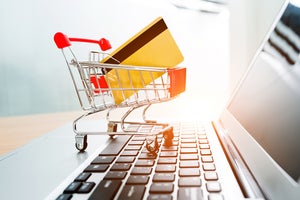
[54,32,111,51]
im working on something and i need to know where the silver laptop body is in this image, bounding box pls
[46,1,300,200]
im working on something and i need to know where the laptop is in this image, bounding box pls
[1,0,299,200]
[43,1,300,200]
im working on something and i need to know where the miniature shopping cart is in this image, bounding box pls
[53,32,186,153]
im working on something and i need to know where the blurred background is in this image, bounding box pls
[0,0,228,119]
[0,0,297,119]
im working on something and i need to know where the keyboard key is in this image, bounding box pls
[180,139,196,143]
[180,154,198,160]
[200,149,212,155]
[158,158,177,164]
[155,165,176,173]
[84,164,109,172]
[201,156,214,163]
[132,136,146,141]
[179,168,200,177]
[180,143,197,148]
[77,182,95,193]
[64,182,81,193]
[89,180,122,200]
[160,151,178,157]
[116,156,135,163]
[121,151,139,156]
[135,159,155,167]
[104,171,127,180]
[139,153,157,159]
[202,163,216,171]
[131,167,152,175]
[110,163,132,171]
[206,182,222,192]
[198,139,209,144]
[180,148,198,154]
[125,145,142,150]
[153,173,175,182]
[91,156,115,164]
[126,175,149,185]
[181,134,196,139]
[149,183,174,194]
[208,194,224,200]
[177,187,203,200]
[147,194,172,200]
[99,135,131,156]
[119,185,145,200]
[74,172,91,182]
[204,172,219,181]
[179,161,200,168]
[182,130,195,135]
[199,144,210,149]
[56,194,72,200]
[178,177,202,187]
[128,141,144,145]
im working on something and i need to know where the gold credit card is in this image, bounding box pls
[102,17,184,104]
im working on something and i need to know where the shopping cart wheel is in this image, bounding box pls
[107,122,118,138]
[163,126,174,141]
[146,136,159,154]
[75,135,88,152]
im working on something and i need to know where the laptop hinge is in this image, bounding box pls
[212,120,266,199]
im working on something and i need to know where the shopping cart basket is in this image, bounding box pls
[53,32,186,153]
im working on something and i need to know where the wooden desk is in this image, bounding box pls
[0,111,83,155]
[0,94,226,156]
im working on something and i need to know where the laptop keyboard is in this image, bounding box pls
[56,122,224,200]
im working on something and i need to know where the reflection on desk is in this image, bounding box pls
[0,111,82,155]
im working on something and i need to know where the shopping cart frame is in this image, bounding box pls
[54,32,186,153]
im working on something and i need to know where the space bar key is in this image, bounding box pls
[88,180,122,200]
[99,135,131,156]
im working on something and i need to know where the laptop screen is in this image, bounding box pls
[228,2,300,183]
